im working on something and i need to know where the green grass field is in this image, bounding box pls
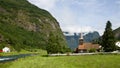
[1,55,120,68]
[0,49,47,56]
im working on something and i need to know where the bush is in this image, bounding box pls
[89,48,96,53]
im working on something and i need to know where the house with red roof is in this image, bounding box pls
[75,33,101,53]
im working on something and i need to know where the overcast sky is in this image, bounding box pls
[28,0,120,35]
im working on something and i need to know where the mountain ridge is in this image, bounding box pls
[113,27,120,40]
[0,0,68,52]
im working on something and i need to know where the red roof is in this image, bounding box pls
[0,50,3,52]
[78,43,100,50]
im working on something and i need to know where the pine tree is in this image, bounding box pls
[102,21,116,52]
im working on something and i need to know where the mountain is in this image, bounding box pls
[113,27,120,40]
[64,32,79,50]
[84,31,100,42]
[64,31,100,50]
[0,0,67,51]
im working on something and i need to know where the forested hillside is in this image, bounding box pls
[0,0,68,52]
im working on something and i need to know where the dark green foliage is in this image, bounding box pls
[92,38,100,44]
[102,21,116,52]
[0,0,68,52]
[46,33,69,54]
[0,43,6,49]
[89,48,96,53]
[0,22,46,51]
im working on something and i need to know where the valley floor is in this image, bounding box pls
[0,54,120,68]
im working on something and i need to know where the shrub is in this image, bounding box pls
[89,48,96,53]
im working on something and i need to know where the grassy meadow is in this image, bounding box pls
[0,54,120,68]
[0,49,47,56]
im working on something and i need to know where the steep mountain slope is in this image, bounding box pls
[113,27,120,40]
[0,0,67,51]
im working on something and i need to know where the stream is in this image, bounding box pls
[0,54,36,63]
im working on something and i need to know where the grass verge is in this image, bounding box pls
[0,55,120,68]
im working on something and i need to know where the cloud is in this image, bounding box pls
[27,0,57,10]
[28,0,120,36]
[58,8,77,25]
[62,25,93,33]
[28,0,102,33]
[116,0,120,4]
[74,0,105,12]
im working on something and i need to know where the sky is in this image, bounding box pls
[28,0,120,35]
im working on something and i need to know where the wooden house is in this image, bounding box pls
[75,33,101,53]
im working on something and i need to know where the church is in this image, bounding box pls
[75,33,101,53]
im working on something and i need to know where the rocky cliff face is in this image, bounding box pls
[0,0,67,51]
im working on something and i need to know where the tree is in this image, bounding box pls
[102,21,116,52]
[46,32,70,54]
[46,33,62,54]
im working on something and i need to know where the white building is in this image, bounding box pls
[2,47,10,53]
[116,41,120,47]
